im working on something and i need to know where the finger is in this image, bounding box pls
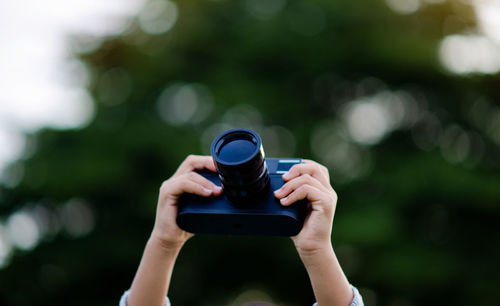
[175,155,217,175]
[182,172,223,195]
[274,174,329,199]
[302,159,330,178]
[161,176,220,200]
[282,162,330,187]
[279,184,330,208]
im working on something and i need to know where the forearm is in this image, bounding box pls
[127,236,182,306]
[300,245,353,306]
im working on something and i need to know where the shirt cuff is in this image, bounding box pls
[119,285,362,306]
[312,284,364,306]
[119,290,171,306]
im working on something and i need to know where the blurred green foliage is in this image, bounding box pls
[1,0,499,305]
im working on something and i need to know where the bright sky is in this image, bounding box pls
[0,0,145,180]
[0,0,499,182]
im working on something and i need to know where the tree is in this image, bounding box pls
[1,0,499,305]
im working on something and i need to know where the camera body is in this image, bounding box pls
[176,129,308,236]
[177,158,307,236]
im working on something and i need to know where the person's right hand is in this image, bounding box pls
[151,155,222,250]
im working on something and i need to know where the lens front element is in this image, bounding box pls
[211,129,270,204]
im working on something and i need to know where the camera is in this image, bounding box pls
[176,128,308,236]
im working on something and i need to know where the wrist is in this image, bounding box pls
[148,233,185,255]
[294,236,332,256]
[297,242,335,266]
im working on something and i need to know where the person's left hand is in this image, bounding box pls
[273,160,338,256]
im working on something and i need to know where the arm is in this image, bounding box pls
[274,160,354,306]
[127,155,222,306]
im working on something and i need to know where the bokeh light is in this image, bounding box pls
[311,120,371,182]
[61,199,96,238]
[385,0,420,15]
[245,0,286,20]
[230,288,276,306]
[439,0,500,75]
[157,82,213,126]
[222,105,264,130]
[0,200,96,269]
[474,0,500,45]
[6,211,40,251]
[139,0,178,35]
[439,124,471,164]
[439,34,500,74]
[260,125,296,157]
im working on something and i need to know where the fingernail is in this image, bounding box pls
[214,186,222,193]
[203,188,212,194]
[280,197,288,204]
[274,189,282,197]
[282,172,290,179]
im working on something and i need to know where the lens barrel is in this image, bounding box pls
[211,128,270,204]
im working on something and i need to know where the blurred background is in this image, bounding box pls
[0,0,499,305]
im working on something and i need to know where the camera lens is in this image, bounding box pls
[211,128,270,204]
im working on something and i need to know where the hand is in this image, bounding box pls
[151,155,223,250]
[273,160,337,256]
